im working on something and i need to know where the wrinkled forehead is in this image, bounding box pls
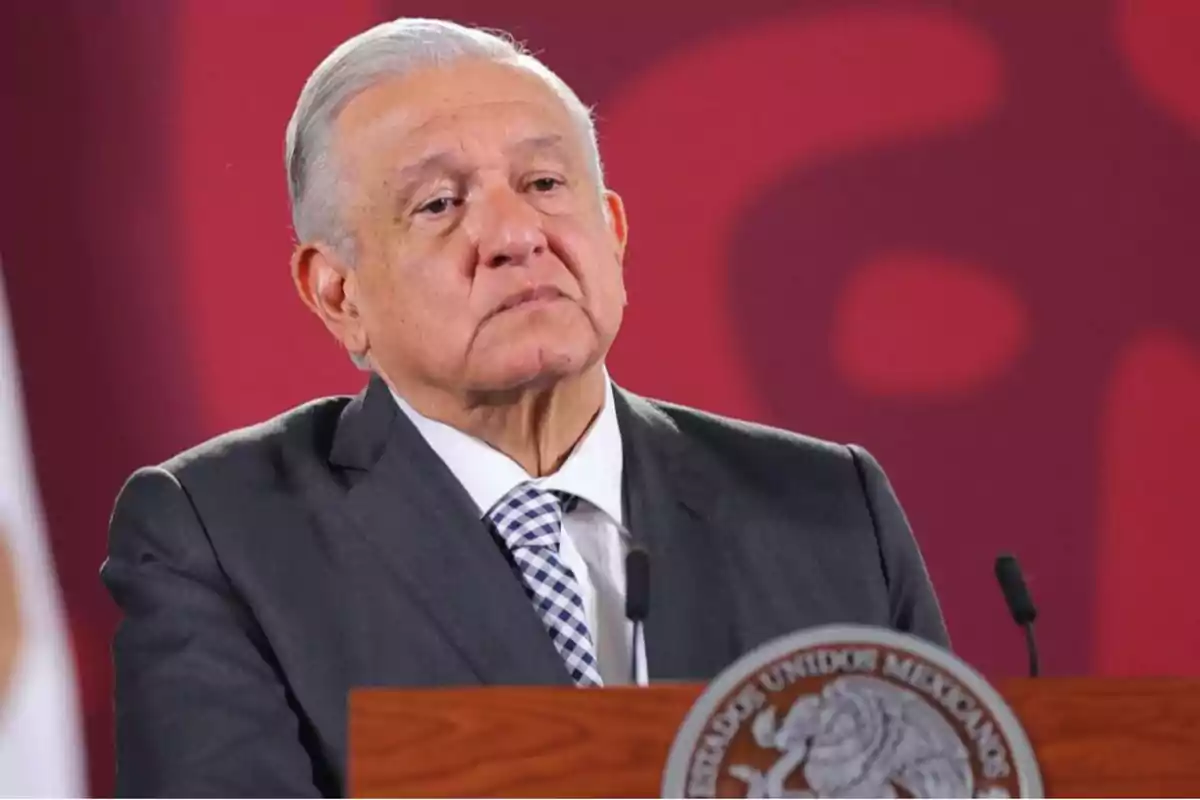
[333,59,586,180]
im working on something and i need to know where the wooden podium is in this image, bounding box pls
[349,677,1200,797]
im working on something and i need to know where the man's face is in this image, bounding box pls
[322,58,628,399]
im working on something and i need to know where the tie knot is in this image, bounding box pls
[488,483,577,550]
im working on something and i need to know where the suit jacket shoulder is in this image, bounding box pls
[156,394,354,483]
[102,392,367,798]
[626,391,950,650]
[644,395,859,488]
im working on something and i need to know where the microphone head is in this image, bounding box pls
[994,553,1037,626]
[625,546,650,622]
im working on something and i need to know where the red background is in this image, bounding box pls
[2,1,1199,794]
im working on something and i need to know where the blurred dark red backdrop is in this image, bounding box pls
[2,0,1198,794]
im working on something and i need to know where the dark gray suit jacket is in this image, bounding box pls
[101,376,948,797]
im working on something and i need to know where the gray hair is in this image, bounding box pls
[284,17,605,261]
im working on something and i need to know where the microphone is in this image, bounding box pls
[625,545,650,687]
[994,553,1040,677]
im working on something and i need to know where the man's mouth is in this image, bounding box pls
[492,285,567,315]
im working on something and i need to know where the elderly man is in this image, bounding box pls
[102,17,948,797]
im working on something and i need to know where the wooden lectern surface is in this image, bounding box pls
[349,677,1200,797]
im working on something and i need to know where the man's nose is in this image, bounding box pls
[469,186,548,269]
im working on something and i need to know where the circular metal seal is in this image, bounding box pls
[661,624,1043,798]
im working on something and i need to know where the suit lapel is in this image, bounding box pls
[613,387,740,682]
[329,376,572,687]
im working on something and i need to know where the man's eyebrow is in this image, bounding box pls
[506,134,569,159]
[392,151,462,198]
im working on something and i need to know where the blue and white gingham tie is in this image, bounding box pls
[488,482,603,687]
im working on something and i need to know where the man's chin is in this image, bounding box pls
[466,347,601,397]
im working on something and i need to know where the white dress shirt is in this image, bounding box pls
[390,371,647,686]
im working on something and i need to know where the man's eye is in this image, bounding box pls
[415,196,459,216]
[528,177,563,193]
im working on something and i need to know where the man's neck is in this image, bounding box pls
[390,366,607,478]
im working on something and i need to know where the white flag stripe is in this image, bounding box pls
[0,261,86,796]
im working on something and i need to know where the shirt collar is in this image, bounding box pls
[389,371,624,526]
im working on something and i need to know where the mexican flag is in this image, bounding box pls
[0,262,85,795]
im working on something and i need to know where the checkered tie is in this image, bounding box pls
[488,482,603,687]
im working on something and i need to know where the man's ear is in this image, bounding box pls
[602,189,629,261]
[291,242,369,360]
